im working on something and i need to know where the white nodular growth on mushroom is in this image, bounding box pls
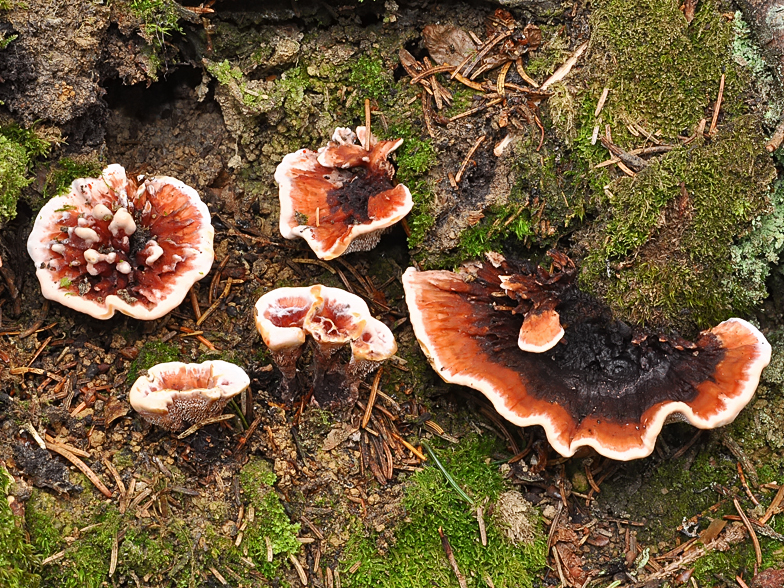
[92,203,113,221]
[109,207,136,237]
[73,226,100,245]
[144,241,164,265]
[129,360,250,431]
[27,164,214,320]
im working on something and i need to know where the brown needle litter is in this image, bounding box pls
[46,441,112,498]
[361,369,382,429]
[761,484,784,525]
[733,497,762,565]
[197,277,236,326]
[439,527,469,588]
[709,73,725,135]
[455,135,486,184]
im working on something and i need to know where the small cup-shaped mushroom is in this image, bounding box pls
[304,285,369,363]
[254,286,320,382]
[129,360,249,430]
[275,126,413,260]
[27,164,214,320]
[348,316,398,380]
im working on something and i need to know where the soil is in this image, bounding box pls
[1,1,783,587]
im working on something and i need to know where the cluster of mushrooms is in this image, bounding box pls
[26,126,772,461]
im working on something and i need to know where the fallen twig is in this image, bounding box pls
[455,135,486,183]
[45,441,112,498]
[733,497,762,565]
[439,527,469,588]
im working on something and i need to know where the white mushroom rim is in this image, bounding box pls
[129,360,250,429]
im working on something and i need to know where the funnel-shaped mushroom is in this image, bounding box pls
[254,286,320,381]
[275,127,413,259]
[254,284,396,408]
[403,253,771,460]
[129,360,250,431]
[349,316,398,380]
[28,164,214,320]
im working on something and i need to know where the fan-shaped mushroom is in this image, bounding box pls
[403,252,771,460]
[275,127,412,259]
[27,164,214,320]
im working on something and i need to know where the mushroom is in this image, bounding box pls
[348,316,398,381]
[27,164,214,320]
[129,360,250,431]
[275,126,413,259]
[403,252,771,460]
[254,284,397,408]
[253,286,320,399]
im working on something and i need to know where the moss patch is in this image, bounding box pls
[0,466,40,588]
[589,0,739,144]
[127,340,181,383]
[579,117,775,331]
[342,436,547,588]
[238,457,301,578]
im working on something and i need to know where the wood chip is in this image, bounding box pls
[541,42,588,90]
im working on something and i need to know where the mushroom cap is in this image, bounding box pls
[274,126,413,260]
[27,164,214,320]
[304,285,370,345]
[254,284,397,363]
[129,360,249,431]
[351,316,398,362]
[253,286,320,351]
[517,309,564,353]
[403,262,771,460]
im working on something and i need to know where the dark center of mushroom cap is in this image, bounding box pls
[447,256,725,424]
[326,166,394,225]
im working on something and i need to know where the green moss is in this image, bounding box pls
[579,117,775,332]
[126,0,182,53]
[589,0,739,143]
[42,157,103,201]
[383,118,438,248]
[525,26,570,82]
[0,466,40,588]
[239,457,301,578]
[0,136,30,224]
[342,436,547,588]
[0,31,17,49]
[348,55,393,103]
[127,340,181,383]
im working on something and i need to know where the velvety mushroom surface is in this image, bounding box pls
[27,164,214,319]
[129,360,249,431]
[275,126,413,259]
[403,254,771,460]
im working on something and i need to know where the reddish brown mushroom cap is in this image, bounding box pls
[403,258,771,460]
[129,360,249,431]
[275,127,413,260]
[27,164,214,320]
[518,308,564,353]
